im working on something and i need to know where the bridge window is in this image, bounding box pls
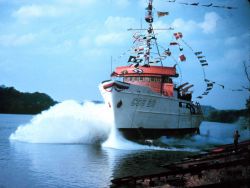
[163,77,173,83]
[124,76,162,82]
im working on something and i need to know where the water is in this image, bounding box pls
[0,101,249,187]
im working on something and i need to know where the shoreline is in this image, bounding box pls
[111,140,250,187]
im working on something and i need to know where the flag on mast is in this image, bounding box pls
[157,11,169,17]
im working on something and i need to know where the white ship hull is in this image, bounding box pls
[100,80,203,139]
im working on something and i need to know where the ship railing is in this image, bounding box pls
[194,102,203,115]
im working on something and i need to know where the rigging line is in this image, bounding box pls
[158,34,184,85]
[197,64,208,98]
[178,38,209,98]
[152,26,163,66]
[176,63,183,85]
[112,48,131,66]
[180,39,194,52]
[201,67,206,80]
[166,1,237,10]
[170,55,183,84]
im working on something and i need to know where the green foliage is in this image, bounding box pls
[246,96,250,112]
[0,86,57,114]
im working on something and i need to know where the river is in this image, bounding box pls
[0,101,249,188]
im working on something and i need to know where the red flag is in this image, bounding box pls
[174,32,183,40]
[179,54,186,62]
[134,46,146,52]
[157,11,169,17]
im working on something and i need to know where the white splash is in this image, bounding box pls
[160,121,250,149]
[9,99,244,152]
[10,100,113,144]
[102,125,153,150]
[9,99,196,151]
[102,123,198,152]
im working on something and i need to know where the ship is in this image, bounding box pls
[99,0,203,140]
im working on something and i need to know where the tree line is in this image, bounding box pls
[0,86,57,114]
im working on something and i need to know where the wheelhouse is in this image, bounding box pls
[111,65,178,97]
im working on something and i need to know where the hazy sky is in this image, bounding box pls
[0,0,249,109]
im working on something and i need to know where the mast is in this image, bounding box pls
[128,0,173,67]
[144,0,153,65]
[144,0,164,66]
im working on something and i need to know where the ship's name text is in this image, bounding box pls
[131,98,156,107]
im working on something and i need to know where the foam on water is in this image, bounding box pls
[102,123,198,151]
[160,121,250,149]
[9,100,196,151]
[10,100,112,144]
[10,100,249,151]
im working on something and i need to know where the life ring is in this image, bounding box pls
[103,82,114,92]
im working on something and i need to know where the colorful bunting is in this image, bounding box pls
[145,4,152,11]
[164,49,171,56]
[134,63,139,68]
[133,46,147,52]
[168,1,237,10]
[174,32,183,40]
[179,54,186,62]
[157,11,169,17]
[125,5,239,101]
[190,3,199,6]
[202,91,209,95]
[195,51,202,55]
[128,56,137,62]
[149,60,160,64]
[207,83,213,87]
[218,84,225,89]
[232,89,243,91]
[197,56,205,59]
[200,60,207,63]
[202,3,213,7]
[170,42,179,45]
[145,15,153,23]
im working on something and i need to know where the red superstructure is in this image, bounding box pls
[112,65,178,97]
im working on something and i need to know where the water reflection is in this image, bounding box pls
[7,120,250,187]
[10,142,112,187]
[10,141,196,187]
[105,149,194,179]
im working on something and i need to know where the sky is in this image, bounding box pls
[0,0,249,110]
